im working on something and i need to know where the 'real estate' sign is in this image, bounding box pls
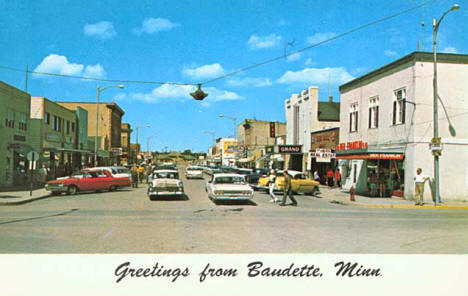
[278,145,302,154]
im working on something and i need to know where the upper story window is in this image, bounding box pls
[45,112,50,125]
[18,113,27,131]
[66,120,70,134]
[393,88,406,125]
[349,103,359,133]
[368,97,379,129]
[5,110,14,128]
[53,115,61,131]
[71,122,75,133]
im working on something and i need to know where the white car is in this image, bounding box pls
[185,166,204,179]
[83,166,131,181]
[147,170,184,200]
[205,173,254,201]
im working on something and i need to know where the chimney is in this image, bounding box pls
[329,95,333,102]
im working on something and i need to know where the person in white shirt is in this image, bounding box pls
[414,168,430,206]
[268,170,277,203]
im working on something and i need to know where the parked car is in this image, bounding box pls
[185,166,204,179]
[45,170,131,195]
[147,170,184,200]
[253,170,284,192]
[274,170,320,195]
[205,173,254,201]
[83,166,131,181]
[203,165,223,175]
[244,168,270,187]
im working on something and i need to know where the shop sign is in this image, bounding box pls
[111,147,123,156]
[13,135,26,142]
[46,132,60,142]
[335,140,368,151]
[8,143,21,150]
[309,149,336,162]
[310,128,339,149]
[265,146,274,154]
[337,153,404,160]
[278,145,302,154]
[224,141,238,154]
[269,122,275,138]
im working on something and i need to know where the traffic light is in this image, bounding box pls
[190,84,208,101]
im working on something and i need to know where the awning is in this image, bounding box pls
[336,153,404,160]
[237,156,254,163]
[43,147,92,154]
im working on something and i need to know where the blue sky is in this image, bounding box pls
[1,0,467,152]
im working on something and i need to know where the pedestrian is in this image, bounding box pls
[326,168,334,188]
[138,165,145,184]
[146,165,152,183]
[38,164,48,186]
[279,170,298,207]
[413,168,429,206]
[268,169,278,203]
[313,169,320,183]
[130,164,139,188]
[378,168,386,197]
[335,168,342,188]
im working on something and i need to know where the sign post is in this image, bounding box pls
[27,151,39,196]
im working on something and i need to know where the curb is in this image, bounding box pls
[337,200,468,210]
[0,194,53,206]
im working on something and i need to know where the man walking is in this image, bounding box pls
[130,164,139,188]
[279,170,298,207]
[414,168,429,205]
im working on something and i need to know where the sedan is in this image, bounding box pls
[205,173,254,201]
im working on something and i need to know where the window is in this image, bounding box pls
[5,110,14,128]
[368,97,379,129]
[349,103,359,133]
[53,115,58,131]
[393,88,406,125]
[58,117,62,132]
[45,112,50,124]
[18,113,27,131]
[71,122,75,133]
[66,120,70,134]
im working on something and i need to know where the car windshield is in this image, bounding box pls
[213,176,246,185]
[152,172,179,179]
[187,167,202,171]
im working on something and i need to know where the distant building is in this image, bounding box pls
[121,123,132,165]
[285,86,340,173]
[337,52,468,201]
[216,137,238,166]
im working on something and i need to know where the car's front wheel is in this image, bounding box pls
[67,185,77,195]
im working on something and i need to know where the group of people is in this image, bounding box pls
[130,164,152,188]
[267,169,298,207]
[313,168,341,189]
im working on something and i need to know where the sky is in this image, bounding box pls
[1,0,467,152]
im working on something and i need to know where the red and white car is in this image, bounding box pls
[45,170,131,195]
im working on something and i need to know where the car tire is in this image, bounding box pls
[51,191,61,196]
[310,187,319,196]
[109,185,118,192]
[67,185,77,195]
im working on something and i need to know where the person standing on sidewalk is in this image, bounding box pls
[326,168,334,188]
[279,170,298,207]
[268,169,277,203]
[414,168,429,206]
[335,168,342,188]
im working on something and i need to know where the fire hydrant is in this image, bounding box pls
[350,186,355,201]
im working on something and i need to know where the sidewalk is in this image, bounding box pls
[0,188,51,206]
[317,186,468,210]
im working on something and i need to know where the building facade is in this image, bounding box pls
[285,86,340,173]
[337,52,468,201]
[0,81,38,187]
[121,123,132,165]
[216,137,238,166]
[57,102,124,165]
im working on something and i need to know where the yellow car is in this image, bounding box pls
[275,170,320,196]
[253,171,284,192]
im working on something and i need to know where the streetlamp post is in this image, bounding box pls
[135,124,151,158]
[147,134,157,153]
[95,84,124,166]
[432,3,459,205]
[219,114,237,140]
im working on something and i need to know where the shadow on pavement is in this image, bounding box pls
[0,209,79,226]
[149,194,190,201]
[212,199,257,206]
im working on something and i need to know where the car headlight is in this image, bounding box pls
[214,190,223,195]
[57,183,64,187]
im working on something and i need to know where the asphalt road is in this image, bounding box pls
[0,167,467,253]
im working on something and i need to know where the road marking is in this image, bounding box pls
[103,229,114,239]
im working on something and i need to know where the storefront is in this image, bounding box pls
[336,141,405,197]
[308,127,339,182]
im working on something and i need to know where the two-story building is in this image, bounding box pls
[337,52,468,201]
[285,86,340,173]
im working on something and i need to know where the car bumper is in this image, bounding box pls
[148,188,184,196]
[211,194,253,200]
[186,174,203,179]
[44,185,68,192]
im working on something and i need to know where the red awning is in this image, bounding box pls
[337,153,404,160]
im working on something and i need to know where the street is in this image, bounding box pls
[0,167,467,254]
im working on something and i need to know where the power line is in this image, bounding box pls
[0,64,195,86]
[199,0,438,85]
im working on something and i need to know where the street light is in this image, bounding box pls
[146,134,157,153]
[432,3,459,205]
[95,84,124,165]
[219,113,237,140]
[135,124,151,156]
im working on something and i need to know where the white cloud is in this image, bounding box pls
[305,58,315,66]
[84,21,116,40]
[33,54,106,79]
[286,52,302,62]
[133,18,179,35]
[226,77,272,87]
[182,63,225,80]
[442,46,458,54]
[384,49,398,58]
[306,32,337,45]
[119,84,243,104]
[247,34,282,50]
[277,67,354,85]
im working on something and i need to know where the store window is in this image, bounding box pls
[368,97,379,129]
[393,88,406,125]
[349,103,358,133]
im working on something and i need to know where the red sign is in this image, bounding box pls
[269,122,275,138]
[335,141,368,151]
[337,153,404,160]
